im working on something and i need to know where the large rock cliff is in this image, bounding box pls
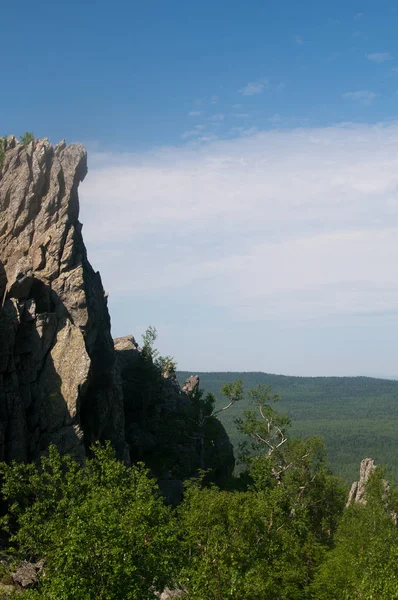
[0,137,127,462]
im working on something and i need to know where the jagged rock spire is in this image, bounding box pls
[0,138,127,462]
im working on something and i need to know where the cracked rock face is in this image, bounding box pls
[346,458,376,507]
[0,137,127,462]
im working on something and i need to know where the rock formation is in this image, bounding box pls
[0,134,233,488]
[346,458,398,525]
[346,458,376,507]
[182,374,200,395]
[0,136,127,462]
[114,337,235,486]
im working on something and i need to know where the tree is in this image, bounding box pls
[176,384,346,599]
[235,384,289,466]
[0,136,8,170]
[176,452,345,599]
[312,467,398,600]
[218,378,244,415]
[141,325,176,375]
[19,132,35,146]
[177,481,293,600]
[0,444,179,600]
[237,384,346,545]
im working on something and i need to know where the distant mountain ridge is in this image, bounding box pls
[178,371,398,482]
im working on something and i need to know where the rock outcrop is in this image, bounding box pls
[182,374,200,395]
[0,135,234,486]
[346,458,376,507]
[0,137,127,462]
[114,337,235,485]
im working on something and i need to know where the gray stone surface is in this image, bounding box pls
[346,458,376,507]
[182,374,199,396]
[159,588,185,599]
[11,560,44,588]
[0,137,128,462]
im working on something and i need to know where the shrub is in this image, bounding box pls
[0,444,179,600]
[19,132,34,146]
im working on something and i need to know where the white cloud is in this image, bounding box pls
[188,111,201,116]
[198,135,219,142]
[240,79,269,95]
[342,90,378,104]
[180,130,201,139]
[240,127,258,136]
[80,121,398,329]
[367,52,392,63]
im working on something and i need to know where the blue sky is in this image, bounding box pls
[2,1,398,375]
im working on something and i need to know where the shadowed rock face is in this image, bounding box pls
[114,336,235,488]
[0,137,127,462]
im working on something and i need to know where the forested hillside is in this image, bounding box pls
[178,372,398,481]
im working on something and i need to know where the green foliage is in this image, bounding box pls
[141,325,159,362]
[219,378,244,407]
[312,467,398,600]
[0,137,7,170]
[19,132,34,146]
[174,383,346,599]
[0,375,393,599]
[177,484,280,599]
[177,441,345,599]
[178,371,398,481]
[0,444,178,600]
[236,384,290,462]
[141,325,177,376]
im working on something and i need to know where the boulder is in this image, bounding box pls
[11,560,44,588]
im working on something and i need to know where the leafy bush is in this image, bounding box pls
[0,444,178,600]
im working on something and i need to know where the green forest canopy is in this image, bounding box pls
[178,371,398,482]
